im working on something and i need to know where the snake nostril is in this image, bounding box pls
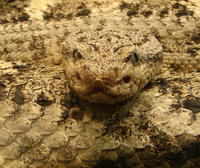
[123,75,131,83]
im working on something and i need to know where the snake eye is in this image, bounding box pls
[124,49,139,63]
[73,49,83,60]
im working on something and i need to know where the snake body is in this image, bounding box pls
[0,1,200,167]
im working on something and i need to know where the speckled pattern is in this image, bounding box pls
[0,0,200,168]
[62,28,163,103]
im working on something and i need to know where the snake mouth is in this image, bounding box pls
[79,74,131,94]
[69,67,136,103]
[79,90,132,104]
[72,77,136,104]
[85,79,106,94]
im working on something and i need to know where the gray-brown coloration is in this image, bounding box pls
[0,20,68,65]
[1,60,200,168]
[62,29,163,103]
[1,19,200,104]
[0,0,200,167]
[0,20,163,104]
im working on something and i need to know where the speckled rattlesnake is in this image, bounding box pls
[0,0,200,168]
[0,20,199,104]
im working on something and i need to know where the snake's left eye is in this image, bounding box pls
[73,49,83,60]
[124,49,139,63]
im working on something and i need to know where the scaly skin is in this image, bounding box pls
[0,20,164,104]
[1,60,200,168]
[62,28,163,104]
[0,61,150,168]
[1,20,200,104]
[0,0,200,167]
[0,20,68,65]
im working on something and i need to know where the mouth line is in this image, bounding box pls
[85,91,121,99]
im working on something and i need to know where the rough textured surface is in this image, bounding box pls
[1,60,200,168]
[62,29,163,103]
[0,20,163,103]
[0,19,68,65]
[0,0,200,103]
[0,0,200,168]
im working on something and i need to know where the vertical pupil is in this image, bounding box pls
[73,49,78,56]
[133,52,139,62]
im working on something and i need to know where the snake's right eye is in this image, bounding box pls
[124,49,139,64]
[73,49,83,60]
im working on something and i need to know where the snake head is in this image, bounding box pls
[62,29,163,104]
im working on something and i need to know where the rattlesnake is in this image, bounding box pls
[0,20,199,104]
[0,21,161,103]
[62,28,163,103]
[0,1,200,168]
